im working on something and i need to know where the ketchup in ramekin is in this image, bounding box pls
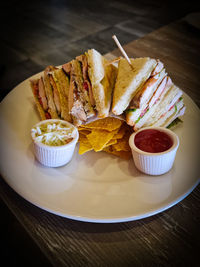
[134,129,173,153]
[129,127,179,175]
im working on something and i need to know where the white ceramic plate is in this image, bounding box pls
[0,73,200,223]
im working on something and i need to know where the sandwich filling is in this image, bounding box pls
[76,54,96,108]
[66,57,96,126]
[49,73,61,116]
[31,78,51,119]
[126,61,170,127]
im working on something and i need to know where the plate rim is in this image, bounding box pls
[0,75,200,223]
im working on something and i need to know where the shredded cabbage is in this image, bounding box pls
[31,121,76,146]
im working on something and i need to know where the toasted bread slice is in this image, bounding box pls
[52,68,72,122]
[87,49,117,118]
[143,85,183,127]
[112,57,157,115]
[30,79,47,120]
[135,85,183,131]
[154,99,185,127]
[43,67,59,119]
[163,105,185,128]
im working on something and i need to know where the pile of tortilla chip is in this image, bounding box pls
[78,117,133,160]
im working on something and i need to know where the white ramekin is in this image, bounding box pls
[31,119,79,167]
[129,127,179,175]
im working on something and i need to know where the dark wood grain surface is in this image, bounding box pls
[0,19,200,267]
[0,178,199,266]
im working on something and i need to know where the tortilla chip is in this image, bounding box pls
[112,141,130,152]
[78,129,91,136]
[103,138,117,148]
[87,129,118,152]
[78,135,93,154]
[113,124,126,139]
[79,132,86,140]
[78,126,90,131]
[103,146,132,160]
[80,117,122,131]
[78,118,133,159]
[112,136,131,151]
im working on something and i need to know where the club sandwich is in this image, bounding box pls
[112,57,185,130]
[112,57,157,115]
[31,49,117,125]
[62,48,117,125]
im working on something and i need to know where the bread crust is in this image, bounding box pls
[43,68,59,119]
[53,68,72,122]
[30,79,46,120]
[87,49,117,118]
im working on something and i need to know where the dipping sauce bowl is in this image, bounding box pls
[129,127,179,175]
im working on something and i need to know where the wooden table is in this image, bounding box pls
[0,19,200,266]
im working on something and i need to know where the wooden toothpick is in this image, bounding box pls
[112,35,133,69]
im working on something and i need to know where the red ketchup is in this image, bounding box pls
[134,129,173,153]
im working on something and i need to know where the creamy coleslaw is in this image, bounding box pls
[31,121,76,146]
